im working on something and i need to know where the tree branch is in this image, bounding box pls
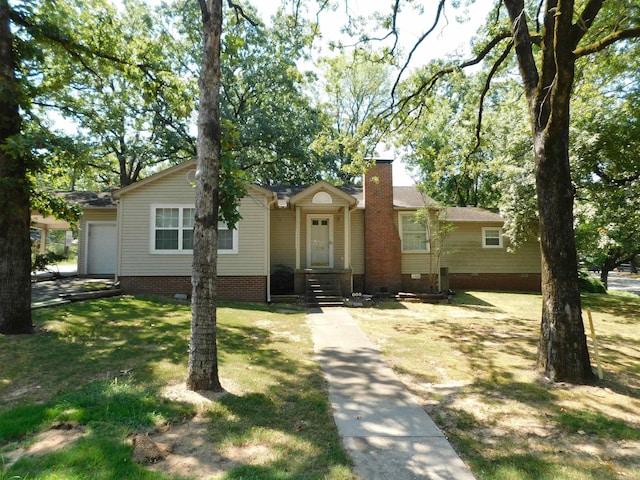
[574,27,640,57]
[474,40,513,151]
[198,0,209,24]
[9,8,170,80]
[394,30,512,113]
[571,0,603,48]
[391,0,446,99]
[503,0,539,105]
[227,1,259,27]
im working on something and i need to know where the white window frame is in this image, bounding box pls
[150,204,238,254]
[217,221,239,255]
[482,227,503,248]
[399,213,430,253]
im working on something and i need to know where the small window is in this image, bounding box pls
[482,227,503,248]
[312,191,332,204]
[151,205,237,254]
[218,222,238,254]
[399,213,430,252]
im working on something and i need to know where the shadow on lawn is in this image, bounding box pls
[450,292,496,307]
[369,291,640,479]
[1,297,351,480]
[582,291,640,322]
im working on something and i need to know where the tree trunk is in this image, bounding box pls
[600,268,609,289]
[503,0,594,383]
[187,0,223,392]
[0,0,32,335]
[534,129,594,383]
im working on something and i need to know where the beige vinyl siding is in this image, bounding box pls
[293,189,353,209]
[332,212,345,269]
[350,209,364,274]
[218,193,269,275]
[77,208,117,275]
[270,209,296,269]
[441,222,541,273]
[118,171,269,277]
[401,253,437,275]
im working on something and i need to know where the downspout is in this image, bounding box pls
[266,193,278,303]
[347,203,358,293]
[114,199,122,284]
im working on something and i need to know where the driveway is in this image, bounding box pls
[606,271,640,295]
[31,265,116,305]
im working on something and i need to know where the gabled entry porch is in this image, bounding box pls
[285,182,359,300]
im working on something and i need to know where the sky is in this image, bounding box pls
[253,0,489,185]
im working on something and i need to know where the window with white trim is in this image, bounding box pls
[217,222,238,254]
[399,213,430,252]
[482,227,503,248]
[151,205,238,254]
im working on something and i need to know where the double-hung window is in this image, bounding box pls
[482,227,503,248]
[217,222,238,254]
[151,205,238,254]
[152,206,194,253]
[399,213,430,252]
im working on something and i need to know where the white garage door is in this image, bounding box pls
[87,223,117,275]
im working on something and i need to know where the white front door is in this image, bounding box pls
[308,215,333,268]
[87,223,117,275]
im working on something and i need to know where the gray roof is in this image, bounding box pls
[57,191,117,208]
[54,185,501,224]
[392,186,439,209]
[267,184,439,209]
[443,207,504,222]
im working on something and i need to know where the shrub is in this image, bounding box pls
[271,264,294,295]
[578,269,607,293]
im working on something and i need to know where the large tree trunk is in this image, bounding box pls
[504,0,594,383]
[534,128,594,383]
[0,0,32,335]
[187,0,223,392]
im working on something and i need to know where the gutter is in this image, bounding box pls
[265,192,278,303]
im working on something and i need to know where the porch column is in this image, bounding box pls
[39,227,47,253]
[344,205,350,269]
[295,206,301,270]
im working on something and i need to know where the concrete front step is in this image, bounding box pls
[305,273,344,307]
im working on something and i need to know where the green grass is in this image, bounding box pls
[0,297,355,480]
[350,290,640,480]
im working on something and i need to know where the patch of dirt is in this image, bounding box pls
[254,319,303,342]
[142,381,271,479]
[159,381,237,408]
[2,422,85,469]
[2,382,256,480]
[136,414,238,479]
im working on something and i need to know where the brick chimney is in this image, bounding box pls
[364,159,402,295]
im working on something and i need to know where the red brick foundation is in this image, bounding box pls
[352,274,365,293]
[119,276,267,302]
[449,273,541,292]
[401,274,439,293]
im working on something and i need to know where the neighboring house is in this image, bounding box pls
[70,159,541,301]
[31,191,117,275]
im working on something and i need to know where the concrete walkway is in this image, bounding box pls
[307,307,475,480]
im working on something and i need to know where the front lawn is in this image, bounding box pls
[349,290,640,480]
[0,297,355,480]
